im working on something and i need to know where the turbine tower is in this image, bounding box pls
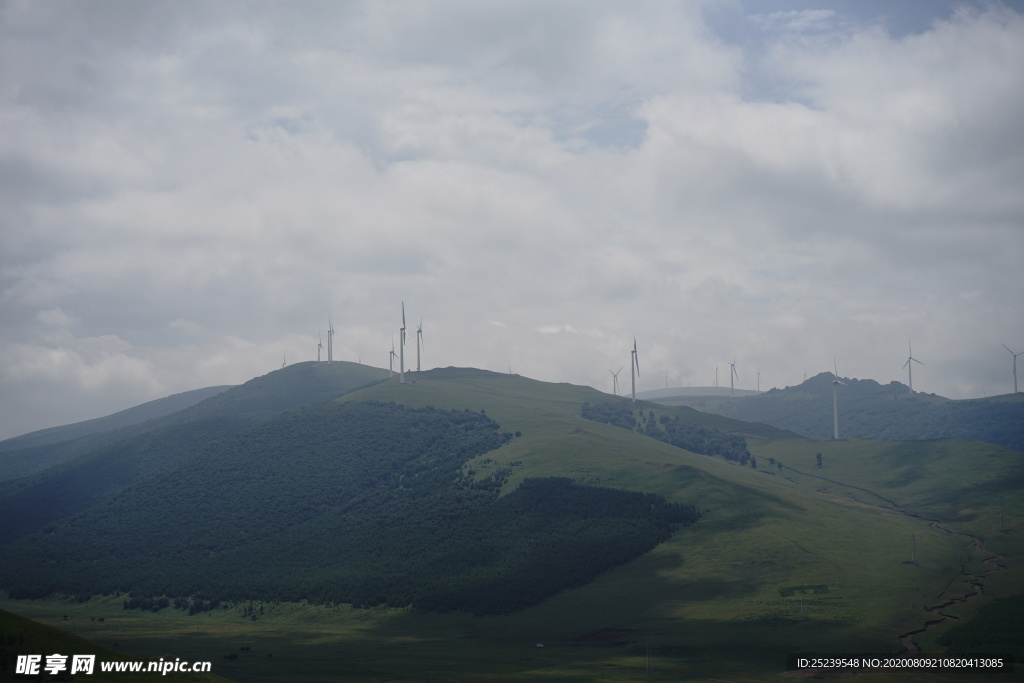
[1004,344,1022,394]
[317,332,323,363]
[399,302,407,384]
[416,318,423,372]
[282,352,287,369]
[832,358,847,439]
[631,339,639,403]
[729,357,738,398]
[327,317,334,364]
[389,336,396,378]
[610,366,622,396]
[903,341,923,393]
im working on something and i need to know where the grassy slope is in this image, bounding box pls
[0,607,231,682]
[3,367,1019,681]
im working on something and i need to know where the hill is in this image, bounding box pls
[654,372,1024,451]
[0,361,391,543]
[1,364,1021,681]
[0,385,232,482]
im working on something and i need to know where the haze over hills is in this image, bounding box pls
[0,385,235,452]
[651,372,1024,451]
[0,361,388,483]
[637,386,762,400]
[0,385,233,483]
[1,362,1021,680]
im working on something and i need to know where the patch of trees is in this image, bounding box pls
[0,401,698,616]
[582,401,752,464]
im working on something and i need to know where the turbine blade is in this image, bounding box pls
[1003,343,1016,355]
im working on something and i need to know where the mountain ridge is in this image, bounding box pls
[650,372,1024,450]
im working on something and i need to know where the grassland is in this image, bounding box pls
[2,367,1020,681]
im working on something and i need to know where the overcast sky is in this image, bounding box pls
[2,0,1023,440]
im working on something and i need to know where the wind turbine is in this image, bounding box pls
[832,357,847,439]
[757,369,761,392]
[389,336,397,378]
[416,318,423,372]
[715,365,719,389]
[327,317,334,364]
[903,341,923,393]
[1003,344,1022,394]
[610,366,622,396]
[282,352,287,369]
[317,332,323,363]
[729,357,738,398]
[631,339,639,403]
[399,302,406,384]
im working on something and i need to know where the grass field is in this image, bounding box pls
[3,368,1020,681]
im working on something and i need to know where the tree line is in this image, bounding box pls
[582,401,752,464]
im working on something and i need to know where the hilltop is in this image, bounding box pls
[652,372,1024,451]
[0,363,1020,680]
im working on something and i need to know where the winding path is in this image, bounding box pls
[781,464,1007,653]
[896,521,1006,653]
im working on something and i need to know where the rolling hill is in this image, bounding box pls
[1,363,1020,681]
[653,372,1024,451]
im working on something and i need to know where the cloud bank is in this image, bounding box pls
[1,0,1022,439]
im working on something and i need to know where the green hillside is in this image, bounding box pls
[658,373,1024,451]
[1,364,1020,681]
[0,361,391,543]
[0,400,696,615]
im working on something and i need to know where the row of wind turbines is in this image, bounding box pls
[315,303,425,383]
[610,340,1023,441]
[301,316,1021,439]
